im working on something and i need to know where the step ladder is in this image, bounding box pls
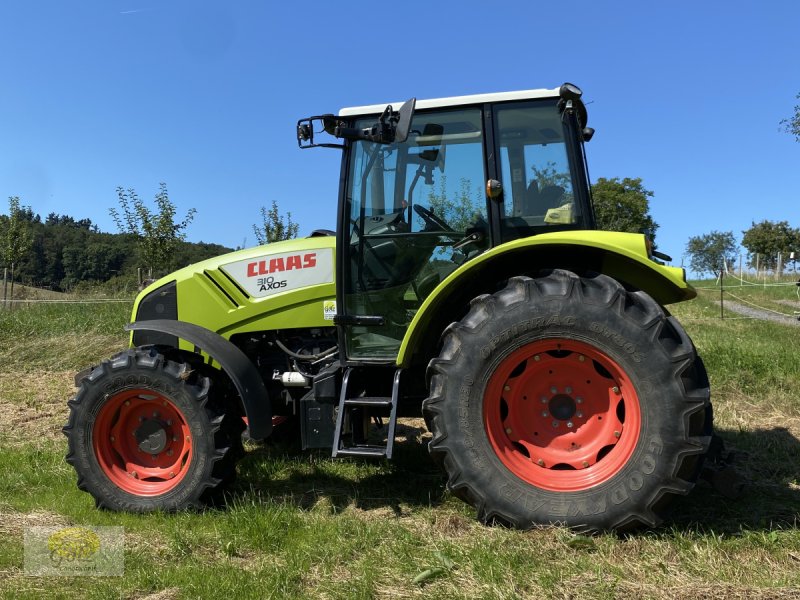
[332,367,401,459]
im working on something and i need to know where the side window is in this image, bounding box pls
[496,102,580,238]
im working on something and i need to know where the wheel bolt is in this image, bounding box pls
[153,411,159,418]
[166,420,173,426]
[541,396,548,404]
[552,421,559,428]
[173,435,179,442]
[537,459,545,466]
[167,449,173,456]
[163,401,168,407]
[614,431,621,438]
[109,435,115,442]
[185,435,190,442]
[578,355,585,362]
[139,416,145,422]
[576,411,583,418]
[565,386,572,394]
[612,386,620,394]
[130,471,138,479]
[124,400,130,406]
[582,461,590,468]
[169,472,175,478]
[550,386,557,394]
[534,355,541,362]
[576,397,583,404]
[567,421,574,428]
[505,427,512,434]
[541,411,548,417]
[151,454,158,460]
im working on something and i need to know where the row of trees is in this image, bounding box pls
[686,220,800,277]
[0,187,299,292]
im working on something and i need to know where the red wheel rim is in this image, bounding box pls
[92,389,193,496]
[484,339,641,492]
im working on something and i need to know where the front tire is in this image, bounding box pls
[423,270,711,531]
[64,349,242,511]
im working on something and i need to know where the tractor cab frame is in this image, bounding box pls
[299,83,597,364]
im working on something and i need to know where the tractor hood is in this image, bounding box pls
[131,235,337,346]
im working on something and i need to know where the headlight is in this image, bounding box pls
[132,281,178,347]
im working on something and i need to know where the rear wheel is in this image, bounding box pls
[64,349,242,511]
[423,270,711,531]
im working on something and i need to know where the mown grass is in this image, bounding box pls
[1,290,800,599]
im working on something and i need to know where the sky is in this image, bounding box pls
[1,1,798,275]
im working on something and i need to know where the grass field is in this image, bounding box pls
[1,289,800,599]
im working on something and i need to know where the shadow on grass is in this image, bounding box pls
[230,421,447,516]
[670,426,800,532]
[225,421,800,533]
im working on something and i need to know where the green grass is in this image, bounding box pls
[689,274,800,320]
[2,298,800,598]
[0,302,131,371]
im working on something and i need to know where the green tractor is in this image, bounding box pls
[64,83,711,530]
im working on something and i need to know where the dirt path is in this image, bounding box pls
[719,299,800,327]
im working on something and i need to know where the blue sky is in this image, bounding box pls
[1,1,798,272]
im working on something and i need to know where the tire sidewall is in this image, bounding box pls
[449,293,687,527]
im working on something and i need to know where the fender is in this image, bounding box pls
[125,319,272,439]
[397,230,695,367]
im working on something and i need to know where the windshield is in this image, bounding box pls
[344,107,488,358]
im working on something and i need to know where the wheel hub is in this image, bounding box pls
[135,420,168,454]
[548,394,576,421]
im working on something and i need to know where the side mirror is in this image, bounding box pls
[394,98,416,143]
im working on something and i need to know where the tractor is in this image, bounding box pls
[64,83,711,531]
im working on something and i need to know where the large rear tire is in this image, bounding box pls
[64,348,243,511]
[423,270,711,531]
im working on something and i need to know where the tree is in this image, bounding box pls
[1,196,34,304]
[685,231,738,277]
[591,177,659,245]
[252,201,299,245]
[741,220,800,271]
[426,175,484,233]
[780,92,800,142]
[110,183,196,275]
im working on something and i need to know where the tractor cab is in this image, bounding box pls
[298,84,596,360]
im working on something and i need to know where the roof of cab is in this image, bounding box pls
[339,87,561,117]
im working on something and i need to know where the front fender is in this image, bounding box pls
[125,319,272,439]
[397,230,693,367]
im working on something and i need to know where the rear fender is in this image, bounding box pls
[125,319,272,439]
[397,231,694,367]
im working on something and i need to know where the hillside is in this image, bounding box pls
[4,211,234,292]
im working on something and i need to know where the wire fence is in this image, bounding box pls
[688,274,800,324]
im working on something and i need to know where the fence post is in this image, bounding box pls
[720,266,724,320]
[739,253,743,284]
[777,252,783,279]
[2,267,7,309]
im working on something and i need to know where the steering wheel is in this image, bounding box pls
[413,204,453,232]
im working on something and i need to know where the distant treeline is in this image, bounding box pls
[8,209,233,291]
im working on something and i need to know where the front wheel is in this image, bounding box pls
[64,349,243,511]
[423,270,711,531]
